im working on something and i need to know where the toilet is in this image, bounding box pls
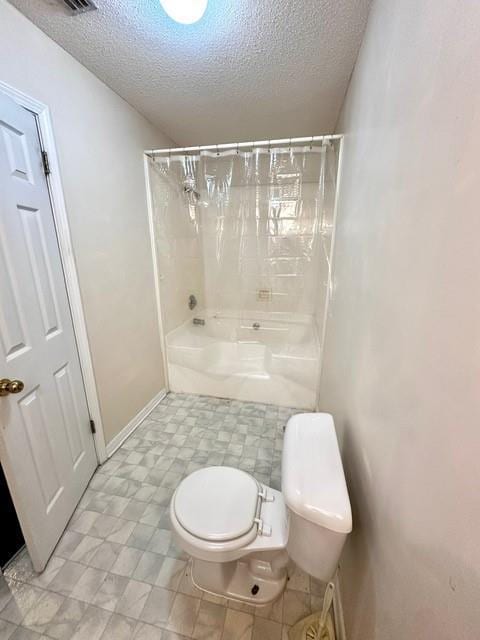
[169,413,352,604]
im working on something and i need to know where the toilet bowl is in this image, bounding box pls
[169,412,352,604]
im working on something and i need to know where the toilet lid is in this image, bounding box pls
[173,466,260,542]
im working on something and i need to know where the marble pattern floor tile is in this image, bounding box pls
[221,609,254,640]
[1,393,321,640]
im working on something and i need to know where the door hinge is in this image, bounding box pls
[89,419,96,434]
[41,150,51,176]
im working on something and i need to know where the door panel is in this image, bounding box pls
[54,363,86,468]
[0,91,98,571]
[20,203,62,337]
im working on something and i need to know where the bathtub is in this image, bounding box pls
[165,312,320,409]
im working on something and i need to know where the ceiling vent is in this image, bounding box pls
[58,0,97,14]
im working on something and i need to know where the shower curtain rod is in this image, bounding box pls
[146,134,342,156]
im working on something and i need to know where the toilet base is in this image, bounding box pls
[190,553,288,605]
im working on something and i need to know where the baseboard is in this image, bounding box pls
[105,388,167,458]
[333,570,347,640]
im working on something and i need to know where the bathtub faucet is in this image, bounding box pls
[252,322,260,330]
[193,318,205,326]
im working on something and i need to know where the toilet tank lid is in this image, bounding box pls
[282,413,352,534]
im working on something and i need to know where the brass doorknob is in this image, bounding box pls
[0,379,25,396]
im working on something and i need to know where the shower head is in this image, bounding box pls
[183,185,200,200]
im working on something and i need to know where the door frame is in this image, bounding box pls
[0,80,107,463]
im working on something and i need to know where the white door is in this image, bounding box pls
[0,91,98,571]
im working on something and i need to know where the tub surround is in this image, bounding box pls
[166,311,320,408]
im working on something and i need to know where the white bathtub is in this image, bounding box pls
[165,312,320,408]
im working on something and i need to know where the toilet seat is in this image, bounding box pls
[170,466,288,563]
[173,466,261,544]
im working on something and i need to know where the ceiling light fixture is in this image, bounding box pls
[159,0,208,24]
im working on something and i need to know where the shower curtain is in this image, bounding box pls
[148,141,339,338]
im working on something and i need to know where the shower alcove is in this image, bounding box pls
[146,137,341,409]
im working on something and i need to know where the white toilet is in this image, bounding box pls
[169,413,352,604]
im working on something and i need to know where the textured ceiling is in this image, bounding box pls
[9,0,371,145]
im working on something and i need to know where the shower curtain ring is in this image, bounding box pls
[310,136,314,150]
[216,144,219,157]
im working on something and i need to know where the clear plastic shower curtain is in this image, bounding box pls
[149,142,338,326]
[150,142,338,409]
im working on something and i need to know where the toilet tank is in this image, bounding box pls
[282,413,352,582]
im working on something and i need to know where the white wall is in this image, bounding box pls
[320,1,480,638]
[0,1,172,445]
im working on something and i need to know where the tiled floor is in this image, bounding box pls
[0,393,324,640]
